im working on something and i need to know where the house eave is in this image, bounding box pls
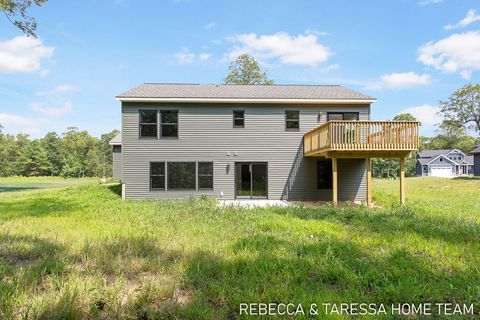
[116,97,377,104]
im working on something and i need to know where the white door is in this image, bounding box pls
[430,166,453,177]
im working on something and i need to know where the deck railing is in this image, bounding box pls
[304,121,420,156]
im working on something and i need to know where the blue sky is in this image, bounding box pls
[1,0,480,138]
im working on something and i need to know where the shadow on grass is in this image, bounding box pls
[173,232,479,318]
[0,197,84,220]
[265,204,480,245]
[0,186,41,193]
[106,183,122,197]
[451,176,477,181]
[0,233,67,318]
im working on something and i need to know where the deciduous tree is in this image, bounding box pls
[439,83,480,135]
[0,0,47,37]
[224,54,274,85]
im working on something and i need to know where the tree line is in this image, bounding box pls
[0,54,478,178]
[0,126,119,178]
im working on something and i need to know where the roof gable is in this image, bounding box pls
[426,154,457,166]
[446,149,465,157]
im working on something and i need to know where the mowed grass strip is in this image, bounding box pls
[0,177,479,319]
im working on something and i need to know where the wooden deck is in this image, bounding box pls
[304,121,419,158]
[303,121,420,207]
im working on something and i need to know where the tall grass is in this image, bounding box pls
[0,177,479,319]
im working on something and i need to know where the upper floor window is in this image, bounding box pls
[285,111,300,131]
[233,110,245,128]
[139,110,158,137]
[161,110,178,138]
[327,112,359,121]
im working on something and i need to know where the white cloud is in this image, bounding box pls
[380,72,431,89]
[30,101,73,117]
[205,21,216,30]
[199,53,212,61]
[174,48,195,64]
[304,29,329,37]
[0,113,49,136]
[400,104,442,126]
[419,0,442,5]
[0,36,54,74]
[460,70,472,79]
[36,84,77,97]
[418,31,480,77]
[365,72,432,90]
[227,32,333,66]
[444,9,480,30]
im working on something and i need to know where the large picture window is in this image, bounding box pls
[285,111,300,131]
[198,162,213,189]
[317,160,332,189]
[150,162,165,189]
[140,110,158,137]
[168,162,195,189]
[161,110,178,138]
[327,112,359,121]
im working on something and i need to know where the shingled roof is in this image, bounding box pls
[471,145,480,154]
[109,132,121,145]
[116,83,375,102]
[417,149,454,158]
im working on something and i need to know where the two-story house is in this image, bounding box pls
[112,83,419,206]
[415,149,474,177]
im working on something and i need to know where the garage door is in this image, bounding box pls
[431,167,453,177]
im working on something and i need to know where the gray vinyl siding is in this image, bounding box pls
[121,103,370,201]
[415,161,422,176]
[112,145,122,180]
[475,155,480,177]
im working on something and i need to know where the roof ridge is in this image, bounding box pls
[142,83,342,87]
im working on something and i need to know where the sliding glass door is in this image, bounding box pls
[235,162,268,199]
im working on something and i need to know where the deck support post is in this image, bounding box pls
[366,158,372,207]
[399,157,405,204]
[332,157,338,207]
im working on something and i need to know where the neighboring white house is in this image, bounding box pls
[416,149,474,177]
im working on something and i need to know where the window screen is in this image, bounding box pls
[168,162,195,189]
[161,110,178,138]
[327,113,359,121]
[233,110,245,128]
[198,162,213,189]
[150,162,165,189]
[285,111,300,131]
[140,110,157,137]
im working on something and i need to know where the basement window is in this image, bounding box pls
[139,110,158,138]
[150,162,165,189]
[317,160,333,189]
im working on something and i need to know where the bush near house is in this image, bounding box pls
[0,177,479,319]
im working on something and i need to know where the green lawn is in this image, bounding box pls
[0,177,479,319]
[0,177,97,199]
